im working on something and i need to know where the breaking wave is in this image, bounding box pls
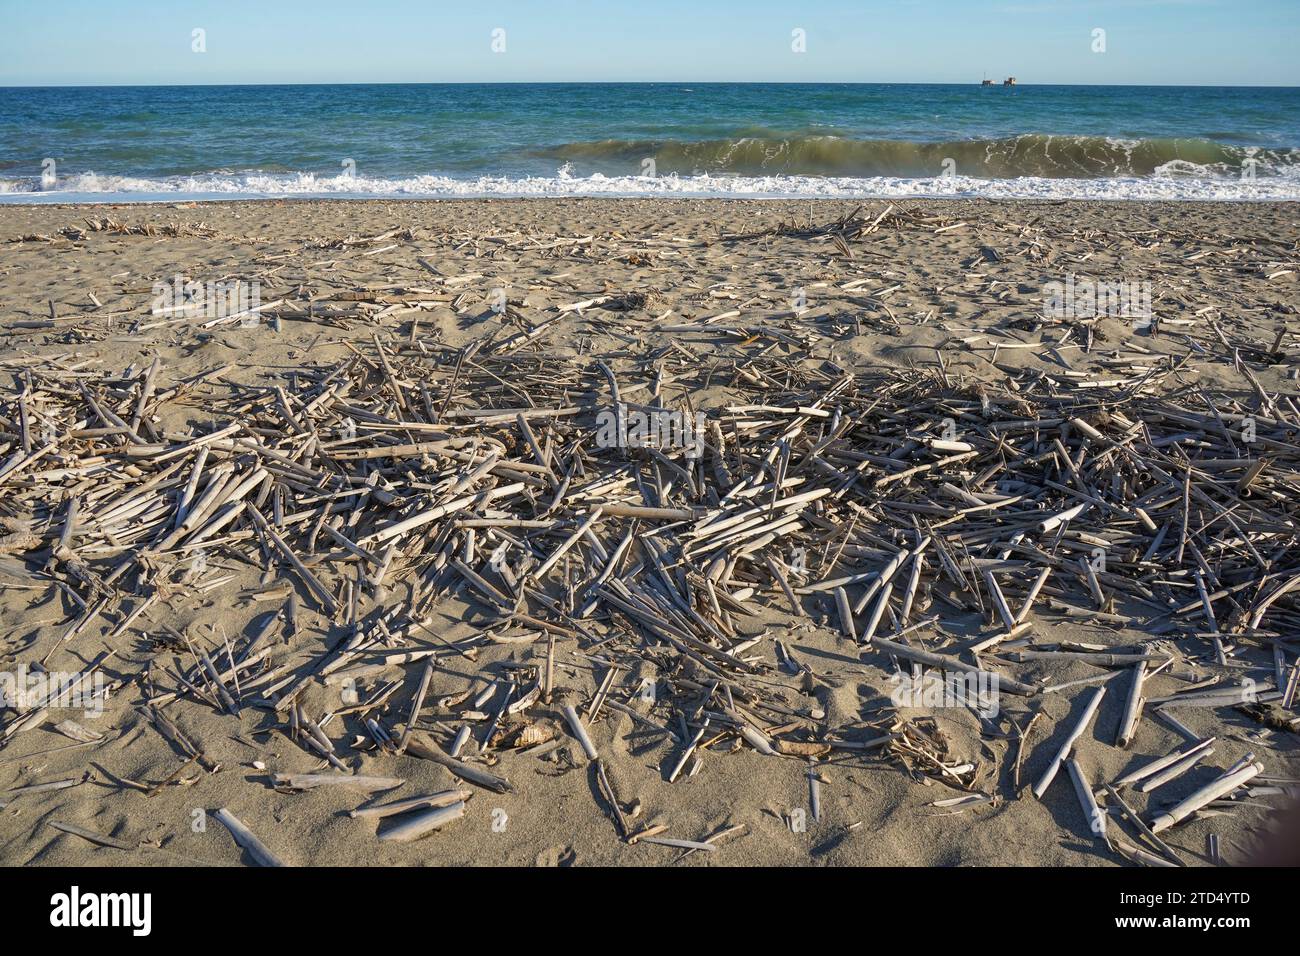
[537,134,1300,180]
[3,153,1300,204]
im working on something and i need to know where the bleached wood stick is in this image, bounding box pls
[860,581,894,643]
[1115,737,1216,787]
[834,586,856,640]
[6,775,88,796]
[1032,686,1106,798]
[1102,783,1184,866]
[1217,752,1258,778]
[405,732,514,792]
[869,636,1038,696]
[213,808,285,867]
[1114,838,1179,867]
[808,762,822,821]
[199,649,239,715]
[379,801,466,842]
[731,712,776,756]
[272,773,405,792]
[595,503,697,521]
[1038,502,1087,534]
[897,548,925,627]
[1153,707,1200,743]
[248,507,338,615]
[350,788,471,819]
[1066,758,1107,844]
[48,820,136,851]
[448,724,471,758]
[668,720,708,783]
[1150,763,1263,833]
[562,704,599,759]
[397,660,434,754]
[533,507,603,582]
[1015,566,1052,624]
[851,548,907,614]
[1115,661,1146,749]
[637,835,716,852]
[358,482,524,547]
[1138,746,1214,794]
[983,571,1017,631]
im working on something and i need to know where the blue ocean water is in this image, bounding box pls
[2,83,1298,201]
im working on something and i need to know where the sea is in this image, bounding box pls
[2,82,1298,202]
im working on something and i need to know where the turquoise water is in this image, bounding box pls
[2,83,1299,200]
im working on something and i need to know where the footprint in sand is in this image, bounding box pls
[534,845,576,867]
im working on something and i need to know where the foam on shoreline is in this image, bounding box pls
[3,168,1299,203]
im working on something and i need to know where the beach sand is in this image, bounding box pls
[0,197,1296,867]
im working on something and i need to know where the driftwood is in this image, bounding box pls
[272,773,405,793]
[350,788,471,820]
[405,733,514,793]
[1150,763,1264,833]
[378,801,466,842]
[2,201,1297,866]
[213,807,285,867]
[1032,687,1106,799]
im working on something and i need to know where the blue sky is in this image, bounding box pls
[1,0,1296,86]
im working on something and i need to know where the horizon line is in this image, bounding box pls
[3,80,1298,90]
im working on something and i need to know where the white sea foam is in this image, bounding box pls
[2,168,1298,203]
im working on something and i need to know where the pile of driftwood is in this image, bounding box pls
[1,320,1297,863]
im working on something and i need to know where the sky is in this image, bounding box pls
[0,0,1296,87]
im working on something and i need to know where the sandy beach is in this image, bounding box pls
[0,197,1297,868]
